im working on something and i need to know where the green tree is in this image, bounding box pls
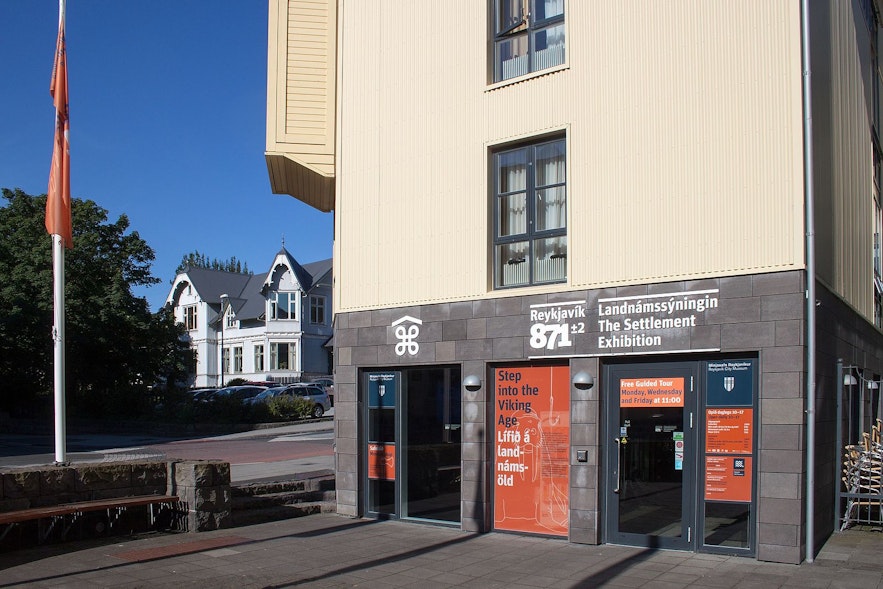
[0,188,194,418]
[176,250,250,275]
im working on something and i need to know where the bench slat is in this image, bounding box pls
[0,495,180,525]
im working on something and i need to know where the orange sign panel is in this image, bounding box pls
[367,443,396,480]
[705,408,753,454]
[705,456,752,502]
[619,377,685,407]
[494,365,570,537]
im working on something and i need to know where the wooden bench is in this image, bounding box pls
[0,495,184,544]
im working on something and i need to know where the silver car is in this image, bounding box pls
[284,384,331,418]
[249,383,331,418]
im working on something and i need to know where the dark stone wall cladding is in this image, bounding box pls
[333,271,883,564]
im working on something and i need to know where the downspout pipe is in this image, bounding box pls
[800,0,817,564]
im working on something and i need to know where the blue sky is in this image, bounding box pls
[0,1,333,310]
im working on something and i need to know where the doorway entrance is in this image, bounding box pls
[604,359,757,554]
[605,362,697,550]
[364,366,462,524]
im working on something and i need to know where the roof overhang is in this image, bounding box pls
[266,152,335,213]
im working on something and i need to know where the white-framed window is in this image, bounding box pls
[222,347,230,375]
[270,342,297,370]
[254,344,264,372]
[225,307,235,328]
[269,291,297,320]
[493,135,566,288]
[310,295,326,325]
[184,305,198,330]
[493,0,565,82]
[233,346,243,373]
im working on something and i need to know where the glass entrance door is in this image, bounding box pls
[605,363,696,550]
[364,367,462,524]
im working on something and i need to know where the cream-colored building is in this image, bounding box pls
[267,0,883,564]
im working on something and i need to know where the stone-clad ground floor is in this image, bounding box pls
[332,270,883,564]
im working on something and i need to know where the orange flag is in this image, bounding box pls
[46,13,72,248]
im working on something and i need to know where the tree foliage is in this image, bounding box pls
[0,188,194,418]
[176,250,250,275]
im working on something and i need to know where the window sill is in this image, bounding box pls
[486,63,569,92]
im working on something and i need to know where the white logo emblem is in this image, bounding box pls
[393,316,422,356]
[723,376,735,392]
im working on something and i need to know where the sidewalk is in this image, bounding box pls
[0,514,880,588]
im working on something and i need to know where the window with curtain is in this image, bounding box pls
[493,0,565,82]
[493,136,566,288]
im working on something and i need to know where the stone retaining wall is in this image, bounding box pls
[0,459,231,532]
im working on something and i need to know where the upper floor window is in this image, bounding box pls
[493,0,565,82]
[225,307,235,329]
[493,136,566,288]
[184,305,198,330]
[310,295,326,325]
[269,291,297,320]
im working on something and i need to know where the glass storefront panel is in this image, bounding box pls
[402,367,462,523]
[364,367,462,524]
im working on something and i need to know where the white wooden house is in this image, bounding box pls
[167,248,332,388]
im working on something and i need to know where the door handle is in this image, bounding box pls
[614,437,622,494]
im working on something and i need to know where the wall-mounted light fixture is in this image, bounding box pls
[572,371,595,390]
[463,375,482,391]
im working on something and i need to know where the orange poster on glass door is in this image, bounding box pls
[494,365,570,536]
[367,443,396,480]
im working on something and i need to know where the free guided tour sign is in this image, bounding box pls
[494,365,570,536]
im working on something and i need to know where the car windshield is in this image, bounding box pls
[290,385,323,396]
[254,386,286,401]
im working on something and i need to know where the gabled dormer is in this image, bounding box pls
[264,248,312,322]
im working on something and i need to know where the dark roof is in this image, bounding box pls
[267,248,331,292]
[181,266,257,305]
[176,252,332,322]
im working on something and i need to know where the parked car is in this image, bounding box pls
[286,384,331,418]
[246,386,288,406]
[189,388,218,402]
[247,384,331,418]
[309,377,334,406]
[210,385,267,403]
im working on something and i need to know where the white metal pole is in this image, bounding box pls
[52,233,67,464]
[52,0,68,466]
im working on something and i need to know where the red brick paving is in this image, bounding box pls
[114,535,252,562]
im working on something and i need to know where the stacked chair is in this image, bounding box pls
[840,419,883,531]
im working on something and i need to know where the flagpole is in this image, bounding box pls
[51,0,68,465]
[52,233,66,464]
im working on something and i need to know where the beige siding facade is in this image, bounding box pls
[810,0,876,319]
[333,1,807,314]
[266,0,336,212]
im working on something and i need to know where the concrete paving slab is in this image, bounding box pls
[0,514,879,588]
